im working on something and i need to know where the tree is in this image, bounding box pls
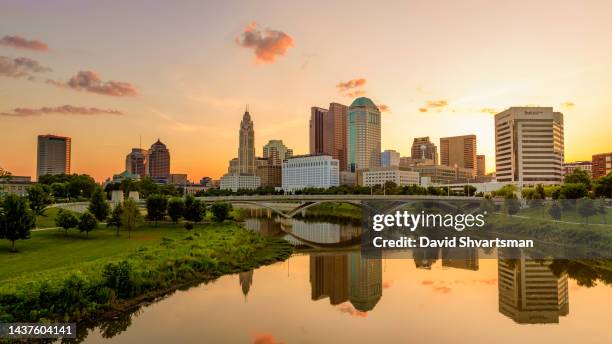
[136,177,159,198]
[121,198,142,239]
[211,202,232,222]
[548,201,562,220]
[535,184,546,199]
[50,182,68,199]
[577,198,597,225]
[107,203,124,236]
[146,194,167,226]
[27,184,53,216]
[559,183,588,199]
[463,185,477,197]
[184,196,205,223]
[89,187,110,222]
[78,211,97,236]
[167,197,185,224]
[504,194,520,216]
[593,172,612,198]
[55,209,79,236]
[0,194,35,252]
[564,169,591,189]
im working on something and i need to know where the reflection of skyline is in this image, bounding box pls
[239,270,254,299]
[498,251,569,324]
[309,252,383,313]
[413,247,439,269]
[442,247,479,271]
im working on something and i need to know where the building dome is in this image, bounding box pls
[350,97,377,108]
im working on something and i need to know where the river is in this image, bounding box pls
[80,210,612,343]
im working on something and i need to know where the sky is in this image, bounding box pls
[1,0,611,182]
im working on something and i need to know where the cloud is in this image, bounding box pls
[47,70,138,97]
[480,107,498,115]
[337,78,366,92]
[337,304,368,318]
[0,105,123,117]
[236,22,294,64]
[418,99,448,113]
[377,104,390,112]
[382,280,393,289]
[561,101,575,110]
[251,333,284,344]
[0,56,51,79]
[433,286,452,294]
[0,35,49,51]
[337,78,367,98]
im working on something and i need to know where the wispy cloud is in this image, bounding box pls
[480,107,498,115]
[47,70,138,97]
[0,56,51,80]
[236,22,294,64]
[561,101,575,110]
[377,104,390,112]
[418,99,448,113]
[0,35,49,52]
[337,78,367,98]
[251,333,284,344]
[1,105,123,117]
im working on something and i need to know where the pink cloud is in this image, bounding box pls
[47,70,138,97]
[236,22,294,64]
[337,78,367,92]
[251,333,284,344]
[0,56,51,79]
[1,105,123,117]
[0,35,49,51]
[337,304,368,318]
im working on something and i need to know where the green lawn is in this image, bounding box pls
[35,207,63,229]
[0,222,202,282]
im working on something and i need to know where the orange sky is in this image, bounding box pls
[1,0,611,181]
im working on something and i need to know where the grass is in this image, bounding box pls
[0,222,196,282]
[517,204,612,224]
[35,207,64,229]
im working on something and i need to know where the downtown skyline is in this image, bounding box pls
[1,0,612,182]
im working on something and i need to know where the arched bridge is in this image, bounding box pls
[196,195,500,219]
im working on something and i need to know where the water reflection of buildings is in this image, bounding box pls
[289,220,360,244]
[239,270,254,299]
[441,248,479,271]
[244,218,283,237]
[309,252,382,312]
[498,251,569,324]
[413,247,439,269]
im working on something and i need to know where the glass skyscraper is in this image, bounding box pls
[347,97,381,172]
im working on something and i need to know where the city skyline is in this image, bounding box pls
[1,1,612,181]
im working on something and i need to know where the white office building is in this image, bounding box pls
[495,107,564,185]
[220,174,260,192]
[361,167,419,187]
[282,155,339,192]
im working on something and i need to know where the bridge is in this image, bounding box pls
[196,195,499,219]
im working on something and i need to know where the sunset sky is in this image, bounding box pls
[1,0,611,182]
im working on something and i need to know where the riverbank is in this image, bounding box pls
[0,222,293,323]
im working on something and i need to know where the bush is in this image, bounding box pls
[55,209,79,235]
[211,202,232,222]
[78,212,97,236]
[146,194,168,226]
[167,197,185,224]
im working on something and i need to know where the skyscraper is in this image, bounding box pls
[411,137,438,164]
[440,134,477,175]
[495,107,564,184]
[380,149,400,167]
[263,139,293,165]
[477,154,486,176]
[238,108,256,175]
[125,148,148,178]
[148,139,170,182]
[37,134,71,180]
[309,103,348,171]
[347,97,381,172]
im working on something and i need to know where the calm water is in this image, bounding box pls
[81,212,612,344]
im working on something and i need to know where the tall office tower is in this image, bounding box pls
[495,107,564,184]
[347,97,381,172]
[263,139,293,165]
[411,137,438,164]
[238,108,256,175]
[37,134,71,180]
[309,106,329,155]
[329,102,348,171]
[238,270,253,298]
[148,139,170,182]
[125,148,148,178]
[439,135,477,175]
[380,149,400,167]
[348,252,382,312]
[498,251,569,324]
[309,103,349,171]
[477,154,486,176]
[591,152,612,179]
